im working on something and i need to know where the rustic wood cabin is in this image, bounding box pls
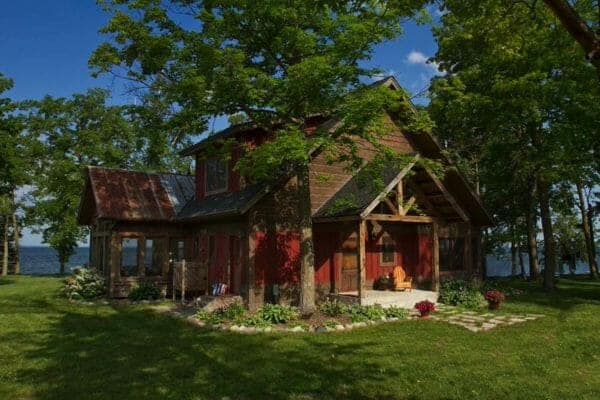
[78,77,492,309]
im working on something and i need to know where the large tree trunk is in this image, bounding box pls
[576,182,598,279]
[59,254,66,275]
[297,168,315,314]
[543,0,600,78]
[537,176,557,291]
[510,238,517,278]
[2,217,8,276]
[11,189,20,275]
[518,241,526,279]
[526,197,540,280]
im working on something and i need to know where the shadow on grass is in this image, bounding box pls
[13,301,401,400]
[493,277,600,312]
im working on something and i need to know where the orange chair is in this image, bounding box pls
[392,266,412,291]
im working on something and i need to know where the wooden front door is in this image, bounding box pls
[340,234,359,292]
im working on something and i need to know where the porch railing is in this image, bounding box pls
[172,260,208,303]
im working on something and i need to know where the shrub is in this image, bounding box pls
[196,310,224,325]
[348,304,386,322]
[415,300,435,314]
[128,282,162,301]
[257,304,299,324]
[319,299,348,316]
[439,279,486,309]
[219,301,246,321]
[325,320,340,329]
[383,306,409,319]
[62,267,105,300]
[242,314,273,328]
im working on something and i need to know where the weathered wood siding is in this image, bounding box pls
[309,113,416,213]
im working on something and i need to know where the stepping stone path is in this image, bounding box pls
[425,304,544,332]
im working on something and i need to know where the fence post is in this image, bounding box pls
[181,259,186,305]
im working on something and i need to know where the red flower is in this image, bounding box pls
[484,290,506,303]
[415,300,436,313]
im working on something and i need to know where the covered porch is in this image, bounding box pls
[313,157,476,306]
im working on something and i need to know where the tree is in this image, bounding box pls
[91,0,431,313]
[429,0,600,289]
[24,89,140,274]
[0,73,28,276]
[542,0,600,78]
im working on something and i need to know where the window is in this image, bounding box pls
[440,238,465,271]
[380,234,395,266]
[205,158,228,194]
[145,238,165,276]
[121,238,139,277]
[169,239,185,262]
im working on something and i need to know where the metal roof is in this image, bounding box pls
[84,167,195,222]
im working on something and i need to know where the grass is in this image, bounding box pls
[0,276,599,400]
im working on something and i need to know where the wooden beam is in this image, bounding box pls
[313,215,360,224]
[366,214,436,223]
[358,220,367,302]
[360,155,420,219]
[400,196,417,216]
[432,221,440,291]
[383,197,399,215]
[406,181,440,217]
[397,179,404,215]
[423,168,470,223]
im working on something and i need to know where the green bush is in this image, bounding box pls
[196,310,224,325]
[348,304,386,322]
[439,279,486,309]
[383,306,409,319]
[62,267,105,300]
[219,301,246,321]
[257,304,299,324]
[128,282,162,301]
[319,299,348,316]
[242,314,273,328]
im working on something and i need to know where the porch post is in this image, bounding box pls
[464,226,473,277]
[431,221,440,292]
[358,220,367,302]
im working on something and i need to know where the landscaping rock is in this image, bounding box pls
[195,295,244,312]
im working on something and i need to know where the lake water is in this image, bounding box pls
[16,246,594,277]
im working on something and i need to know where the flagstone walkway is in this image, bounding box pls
[416,304,544,332]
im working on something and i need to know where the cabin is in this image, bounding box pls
[78,77,492,309]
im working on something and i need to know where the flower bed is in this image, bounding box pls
[188,300,412,333]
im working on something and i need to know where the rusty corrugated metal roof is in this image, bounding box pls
[87,166,195,222]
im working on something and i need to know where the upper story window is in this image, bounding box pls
[205,158,228,195]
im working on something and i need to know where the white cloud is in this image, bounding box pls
[406,51,444,75]
[369,69,397,82]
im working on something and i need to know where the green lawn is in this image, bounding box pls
[0,276,599,400]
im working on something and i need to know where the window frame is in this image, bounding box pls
[144,237,166,277]
[120,236,140,278]
[379,233,396,267]
[204,157,229,195]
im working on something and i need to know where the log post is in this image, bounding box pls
[397,180,404,215]
[464,225,472,276]
[432,222,440,291]
[358,220,367,302]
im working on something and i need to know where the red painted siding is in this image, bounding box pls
[252,231,301,286]
[314,230,339,285]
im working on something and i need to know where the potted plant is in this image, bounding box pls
[484,290,506,310]
[374,274,391,290]
[415,300,435,318]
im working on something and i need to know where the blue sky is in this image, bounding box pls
[1,1,441,246]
